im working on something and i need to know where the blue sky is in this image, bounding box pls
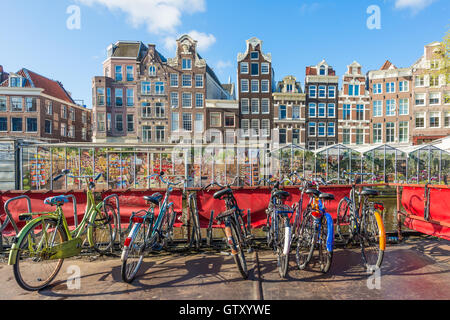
[0,0,448,108]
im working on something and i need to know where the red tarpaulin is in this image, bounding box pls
[402,186,450,241]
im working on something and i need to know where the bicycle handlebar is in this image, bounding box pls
[146,172,185,187]
[53,170,102,182]
[203,176,241,191]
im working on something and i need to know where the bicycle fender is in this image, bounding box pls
[7,214,58,265]
[325,213,334,252]
[374,210,386,251]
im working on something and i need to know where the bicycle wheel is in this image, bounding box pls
[161,207,176,249]
[189,195,201,250]
[229,219,248,279]
[91,203,115,254]
[360,207,385,269]
[265,210,273,249]
[318,214,333,273]
[336,198,351,243]
[296,211,315,270]
[277,215,290,278]
[13,218,67,291]
[121,218,149,283]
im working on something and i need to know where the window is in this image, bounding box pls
[141,82,151,95]
[251,99,259,114]
[399,122,408,143]
[308,141,316,150]
[386,122,395,143]
[127,114,134,132]
[430,60,439,70]
[195,75,203,88]
[356,104,364,120]
[309,85,316,98]
[82,128,86,140]
[225,114,235,127]
[318,103,326,117]
[261,63,269,74]
[155,103,165,118]
[142,102,151,118]
[429,93,440,105]
[11,97,22,112]
[399,81,409,92]
[444,112,450,128]
[115,66,122,81]
[44,119,52,134]
[107,88,111,106]
[293,129,300,144]
[149,65,156,76]
[251,79,259,93]
[126,89,134,106]
[241,99,249,114]
[279,105,287,119]
[343,104,351,120]
[155,82,164,95]
[415,75,424,87]
[354,129,363,145]
[328,86,336,98]
[195,93,203,108]
[210,112,221,127]
[292,106,300,119]
[399,99,409,115]
[68,125,75,138]
[430,112,440,128]
[415,113,425,128]
[286,84,293,93]
[415,93,425,106]
[97,113,105,132]
[142,126,152,142]
[251,51,259,60]
[25,98,36,112]
[182,93,192,108]
[251,119,259,136]
[261,119,270,137]
[60,123,66,136]
[107,113,111,131]
[318,86,326,98]
[328,103,335,118]
[155,126,165,142]
[386,99,396,116]
[343,128,350,144]
[0,117,7,131]
[279,129,286,144]
[349,84,359,96]
[126,66,133,81]
[69,108,75,121]
[349,85,354,96]
[241,119,249,137]
[430,75,439,87]
[182,113,192,131]
[182,74,192,87]
[386,82,395,93]
[240,62,249,74]
[373,83,382,94]
[373,124,382,143]
[171,112,179,132]
[261,80,269,93]
[241,79,249,92]
[373,101,382,117]
[251,63,259,76]
[182,59,192,70]
[10,77,25,87]
[0,97,6,111]
[61,105,67,118]
[115,89,123,107]
[170,74,178,87]
[115,114,123,132]
[11,118,23,132]
[309,103,316,117]
[97,88,105,105]
[171,92,179,108]
[318,122,326,137]
[308,122,316,137]
[261,99,270,114]
[319,66,326,76]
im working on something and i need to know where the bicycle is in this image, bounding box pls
[121,172,183,283]
[336,171,386,269]
[294,177,335,273]
[8,169,117,291]
[203,176,252,280]
[259,178,293,278]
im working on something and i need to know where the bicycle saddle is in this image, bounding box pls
[273,190,290,199]
[44,195,69,206]
[305,188,321,197]
[358,189,378,196]
[144,193,163,206]
[319,193,335,201]
[213,188,233,199]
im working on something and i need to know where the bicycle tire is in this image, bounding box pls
[296,211,315,270]
[318,214,333,273]
[229,219,248,280]
[277,215,290,278]
[91,203,116,254]
[121,218,149,283]
[360,207,385,269]
[336,198,351,243]
[190,195,201,249]
[161,207,175,249]
[13,218,67,291]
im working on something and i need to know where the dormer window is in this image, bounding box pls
[319,66,326,76]
[10,76,25,87]
[182,59,192,70]
[251,51,259,60]
[149,65,156,76]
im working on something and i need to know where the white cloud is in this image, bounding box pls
[77,0,206,34]
[163,30,216,52]
[216,60,232,70]
[394,0,436,13]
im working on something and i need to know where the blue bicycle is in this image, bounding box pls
[120,172,183,283]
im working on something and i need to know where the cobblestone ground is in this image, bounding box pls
[0,236,449,300]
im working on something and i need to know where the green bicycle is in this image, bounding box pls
[8,169,117,291]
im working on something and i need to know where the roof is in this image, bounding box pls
[112,41,146,60]
[380,60,396,70]
[353,144,404,155]
[313,143,359,155]
[0,68,75,104]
